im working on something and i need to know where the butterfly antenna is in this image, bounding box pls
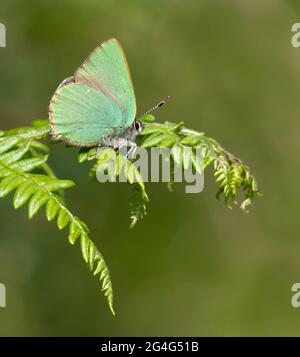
[140,96,170,117]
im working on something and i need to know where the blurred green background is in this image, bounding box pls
[0,0,300,336]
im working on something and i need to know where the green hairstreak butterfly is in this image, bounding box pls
[49,38,169,152]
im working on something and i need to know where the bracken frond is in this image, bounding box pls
[0,121,114,315]
[0,114,261,316]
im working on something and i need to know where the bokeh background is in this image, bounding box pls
[0,0,300,336]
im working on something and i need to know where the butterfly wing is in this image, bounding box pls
[75,38,137,127]
[49,81,123,146]
[49,38,137,146]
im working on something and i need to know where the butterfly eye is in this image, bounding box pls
[134,122,140,131]
[134,121,142,132]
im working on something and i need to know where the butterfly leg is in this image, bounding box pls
[87,150,97,160]
[117,139,137,159]
[99,137,137,159]
[125,141,137,160]
[98,137,137,159]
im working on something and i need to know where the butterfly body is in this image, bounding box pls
[49,38,142,149]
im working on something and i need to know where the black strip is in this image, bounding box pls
[0,337,299,353]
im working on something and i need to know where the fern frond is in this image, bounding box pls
[138,116,260,212]
[0,113,260,315]
[0,123,114,315]
[79,115,260,227]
